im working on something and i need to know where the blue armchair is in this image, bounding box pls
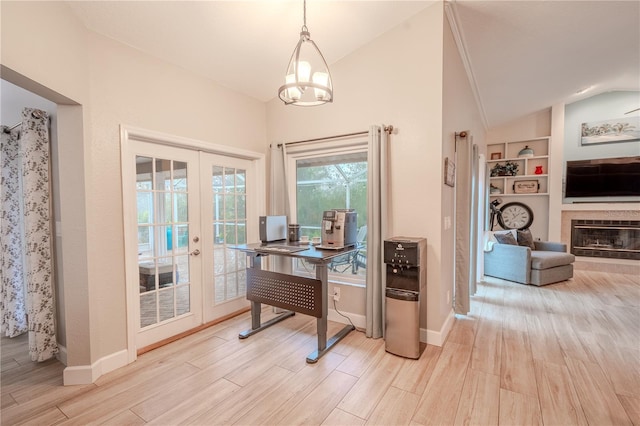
[484,239,575,286]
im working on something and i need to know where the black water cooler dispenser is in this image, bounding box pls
[384,237,427,359]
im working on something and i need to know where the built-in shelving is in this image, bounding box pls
[487,137,550,197]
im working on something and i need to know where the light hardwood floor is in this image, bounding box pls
[2,269,639,425]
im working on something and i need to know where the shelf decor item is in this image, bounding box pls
[490,161,519,177]
[490,152,502,160]
[518,145,534,157]
[513,180,539,194]
[534,165,544,175]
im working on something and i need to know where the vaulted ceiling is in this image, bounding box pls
[65,1,640,128]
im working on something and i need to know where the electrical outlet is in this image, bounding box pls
[333,287,340,302]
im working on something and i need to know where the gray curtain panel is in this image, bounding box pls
[455,136,480,315]
[365,125,389,338]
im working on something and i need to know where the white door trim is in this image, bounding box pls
[120,125,266,363]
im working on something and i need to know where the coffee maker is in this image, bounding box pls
[319,209,357,249]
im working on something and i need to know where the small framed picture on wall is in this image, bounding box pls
[491,152,502,160]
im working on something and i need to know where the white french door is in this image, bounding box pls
[130,142,203,348]
[123,132,259,353]
[200,153,255,322]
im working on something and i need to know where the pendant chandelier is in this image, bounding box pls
[278,0,333,106]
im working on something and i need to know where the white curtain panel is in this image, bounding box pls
[0,108,58,362]
[365,125,389,338]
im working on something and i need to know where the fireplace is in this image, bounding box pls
[571,220,640,260]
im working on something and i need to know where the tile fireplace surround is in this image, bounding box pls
[561,208,640,274]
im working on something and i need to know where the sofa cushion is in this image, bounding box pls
[517,228,536,250]
[494,231,518,245]
[530,251,575,270]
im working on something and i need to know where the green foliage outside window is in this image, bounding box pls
[296,160,367,236]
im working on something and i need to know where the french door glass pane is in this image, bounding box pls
[136,155,192,329]
[211,165,247,305]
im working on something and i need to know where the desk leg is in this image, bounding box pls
[317,264,328,352]
[306,263,355,363]
[239,254,295,339]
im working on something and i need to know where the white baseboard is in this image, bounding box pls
[61,305,454,386]
[422,308,455,347]
[329,307,455,348]
[328,308,366,330]
[63,349,129,385]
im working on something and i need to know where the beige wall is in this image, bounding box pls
[2,1,267,371]
[485,109,551,144]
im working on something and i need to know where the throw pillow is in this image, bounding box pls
[494,231,518,245]
[517,228,536,249]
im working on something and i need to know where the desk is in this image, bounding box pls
[233,242,356,363]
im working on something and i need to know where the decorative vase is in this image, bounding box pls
[534,165,543,175]
[518,145,534,157]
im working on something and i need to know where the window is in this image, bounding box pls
[289,147,368,285]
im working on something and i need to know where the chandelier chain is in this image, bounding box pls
[303,0,307,30]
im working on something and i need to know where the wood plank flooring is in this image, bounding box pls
[1,269,639,425]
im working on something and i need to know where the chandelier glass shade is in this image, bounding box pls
[278,2,333,106]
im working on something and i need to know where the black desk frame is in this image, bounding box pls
[236,244,356,363]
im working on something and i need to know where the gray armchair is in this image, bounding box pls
[484,240,575,286]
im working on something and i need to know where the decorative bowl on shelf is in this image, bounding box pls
[518,145,534,157]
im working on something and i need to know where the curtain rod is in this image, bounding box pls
[276,125,394,148]
[2,122,21,133]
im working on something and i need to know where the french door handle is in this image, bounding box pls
[190,249,201,256]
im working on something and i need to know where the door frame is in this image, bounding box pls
[120,125,265,363]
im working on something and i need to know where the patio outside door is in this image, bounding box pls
[126,139,255,351]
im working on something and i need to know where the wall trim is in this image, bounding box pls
[423,309,455,347]
[444,0,489,130]
[62,306,456,385]
[63,349,128,385]
[121,125,265,161]
[328,309,365,331]
[329,307,456,348]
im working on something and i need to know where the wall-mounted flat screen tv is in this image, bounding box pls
[565,156,640,197]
